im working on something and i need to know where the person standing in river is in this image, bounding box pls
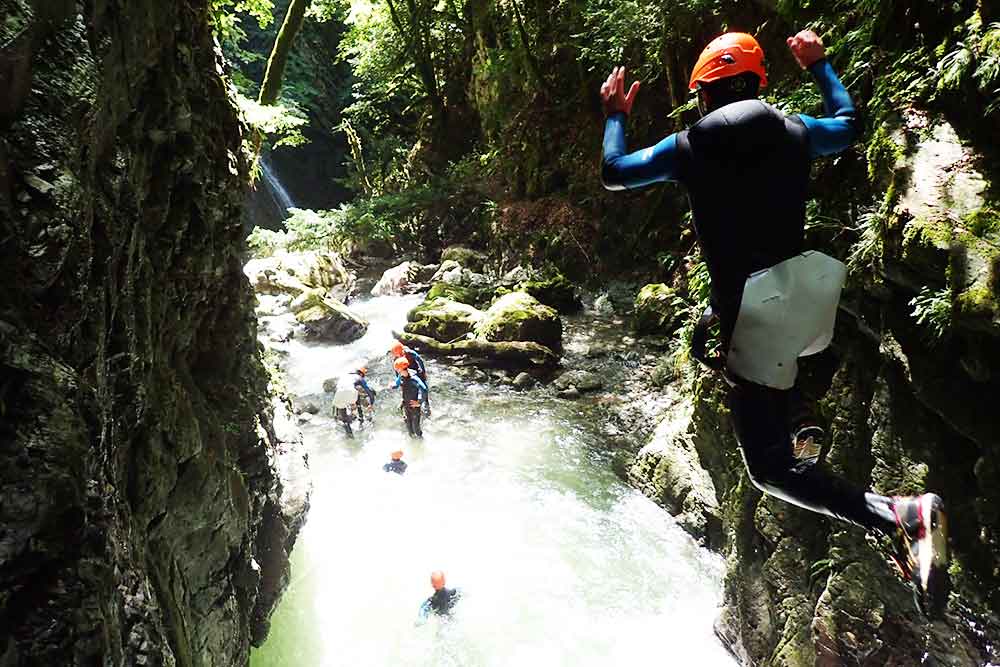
[393,357,428,438]
[392,340,431,416]
[599,29,949,616]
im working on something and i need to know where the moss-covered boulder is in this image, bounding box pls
[633,284,684,335]
[294,294,368,342]
[475,292,562,351]
[405,297,483,342]
[518,274,582,313]
[441,245,487,273]
[426,281,492,308]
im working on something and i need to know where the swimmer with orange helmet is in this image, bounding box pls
[418,570,461,622]
[383,449,407,475]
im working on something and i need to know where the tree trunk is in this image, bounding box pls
[258,0,312,106]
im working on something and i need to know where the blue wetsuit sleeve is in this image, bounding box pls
[360,378,376,403]
[413,376,428,400]
[393,374,402,389]
[798,59,859,157]
[412,351,426,375]
[601,112,680,190]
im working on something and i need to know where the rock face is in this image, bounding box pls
[475,292,562,352]
[626,112,1000,665]
[0,2,307,665]
[627,398,722,549]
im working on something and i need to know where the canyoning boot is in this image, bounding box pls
[893,493,950,618]
[791,422,824,465]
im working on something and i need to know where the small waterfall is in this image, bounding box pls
[245,154,297,232]
[260,154,295,215]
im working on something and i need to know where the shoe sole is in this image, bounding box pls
[916,494,950,618]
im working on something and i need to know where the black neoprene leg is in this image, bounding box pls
[727,379,896,534]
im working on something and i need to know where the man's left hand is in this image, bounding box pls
[600,66,641,116]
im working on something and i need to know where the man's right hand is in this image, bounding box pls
[787,30,826,69]
[600,66,641,116]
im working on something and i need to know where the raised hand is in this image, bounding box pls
[787,30,826,69]
[600,66,641,116]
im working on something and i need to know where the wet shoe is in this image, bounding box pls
[893,493,950,618]
[791,423,824,464]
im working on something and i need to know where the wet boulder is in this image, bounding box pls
[475,291,562,352]
[633,283,684,335]
[440,245,487,273]
[405,297,483,342]
[371,261,439,296]
[293,291,368,343]
[246,250,354,301]
[430,259,490,290]
[553,370,603,393]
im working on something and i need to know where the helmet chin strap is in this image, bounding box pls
[695,88,711,117]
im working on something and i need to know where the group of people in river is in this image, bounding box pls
[328,341,461,620]
[330,340,430,439]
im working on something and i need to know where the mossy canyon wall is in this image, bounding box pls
[0,1,306,664]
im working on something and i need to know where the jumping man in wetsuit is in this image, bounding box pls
[418,570,461,622]
[600,30,949,616]
[393,356,428,438]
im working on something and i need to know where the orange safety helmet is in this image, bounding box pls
[391,341,404,358]
[394,356,410,373]
[357,366,368,376]
[391,449,403,460]
[430,570,446,590]
[688,32,767,90]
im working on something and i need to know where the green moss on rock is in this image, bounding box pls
[633,283,683,335]
[475,291,562,351]
[517,274,582,313]
[440,245,487,273]
[405,297,483,342]
[426,281,491,308]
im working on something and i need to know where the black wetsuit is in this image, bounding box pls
[602,61,897,534]
[425,588,460,616]
[400,375,426,437]
[383,459,407,474]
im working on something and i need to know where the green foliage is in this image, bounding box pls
[246,226,291,258]
[964,207,1000,238]
[909,286,952,341]
[235,92,309,149]
[933,14,1000,113]
[210,0,275,55]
